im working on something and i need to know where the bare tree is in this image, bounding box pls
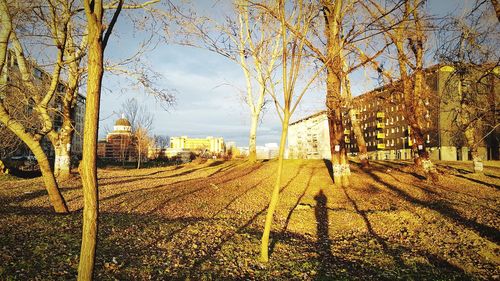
[79,0,177,278]
[171,1,280,162]
[155,134,169,158]
[253,0,388,181]
[437,0,499,172]
[361,0,438,172]
[120,98,154,168]
[0,0,69,213]
[253,0,327,263]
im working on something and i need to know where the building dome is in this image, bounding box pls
[115,117,131,127]
[111,114,132,134]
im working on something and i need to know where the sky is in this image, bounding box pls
[98,0,476,147]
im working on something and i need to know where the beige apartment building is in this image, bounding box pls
[170,136,225,154]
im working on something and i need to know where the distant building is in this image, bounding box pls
[97,116,137,162]
[288,111,331,159]
[170,136,225,154]
[256,143,279,159]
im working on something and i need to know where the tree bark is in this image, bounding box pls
[53,133,72,180]
[491,0,500,22]
[349,109,369,167]
[323,0,350,183]
[260,111,289,263]
[343,69,369,168]
[137,143,141,169]
[465,126,484,173]
[248,112,259,162]
[78,7,104,280]
[30,141,69,213]
[0,113,69,213]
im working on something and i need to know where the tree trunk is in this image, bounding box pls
[248,112,259,162]
[137,144,141,169]
[77,19,103,281]
[260,111,290,263]
[0,110,69,212]
[465,126,484,173]
[323,0,349,184]
[29,141,69,213]
[349,109,369,167]
[343,70,368,168]
[54,141,71,180]
[491,0,500,22]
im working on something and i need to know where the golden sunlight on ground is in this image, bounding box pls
[0,159,499,279]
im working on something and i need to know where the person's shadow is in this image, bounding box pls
[314,190,333,278]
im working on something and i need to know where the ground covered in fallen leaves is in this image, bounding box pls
[0,159,499,280]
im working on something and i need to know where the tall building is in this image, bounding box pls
[288,65,499,161]
[170,136,225,154]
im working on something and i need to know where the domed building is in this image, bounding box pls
[97,115,137,162]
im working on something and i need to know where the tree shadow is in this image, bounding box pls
[340,184,406,269]
[282,168,316,232]
[454,174,500,190]
[323,159,334,182]
[190,163,307,270]
[363,168,500,244]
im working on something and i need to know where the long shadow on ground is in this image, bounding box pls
[0,208,471,280]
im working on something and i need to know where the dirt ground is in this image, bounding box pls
[0,159,499,280]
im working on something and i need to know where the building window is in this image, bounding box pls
[396,116,399,122]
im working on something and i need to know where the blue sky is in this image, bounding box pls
[98,0,476,146]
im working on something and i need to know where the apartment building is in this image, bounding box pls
[288,65,499,161]
[170,136,225,154]
[288,111,331,159]
[1,51,86,159]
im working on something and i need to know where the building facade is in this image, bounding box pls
[170,136,225,154]
[97,117,137,162]
[288,65,499,161]
[288,111,331,159]
[1,50,86,160]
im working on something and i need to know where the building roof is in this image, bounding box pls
[290,110,327,126]
[115,117,131,127]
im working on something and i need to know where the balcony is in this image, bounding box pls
[376,112,385,118]
[344,136,350,143]
[376,122,385,128]
[377,143,385,149]
[344,129,350,134]
[376,133,385,139]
